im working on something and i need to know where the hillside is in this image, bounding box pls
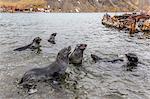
[0,0,150,12]
[46,0,150,12]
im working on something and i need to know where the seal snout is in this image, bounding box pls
[52,33,57,36]
[78,44,87,50]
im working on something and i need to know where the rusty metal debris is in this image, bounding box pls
[102,13,150,34]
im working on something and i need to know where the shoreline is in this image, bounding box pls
[0,11,137,13]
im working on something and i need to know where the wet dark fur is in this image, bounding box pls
[91,54,124,63]
[69,44,87,65]
[19,46,71,92]
[14,37,42,51]
[91,54,103,63]
[91,53,138,71]
[48,33,57,44]
[125,53,138,71]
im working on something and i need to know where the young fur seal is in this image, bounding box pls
[91,54,124,63]
[69,44,87,65]
[91,53,139,70]
[14,37,42,52]
[48,33,57,44]
[125,53,138,70]
[19,46,71,94]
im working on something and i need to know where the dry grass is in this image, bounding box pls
[0,0,47,8]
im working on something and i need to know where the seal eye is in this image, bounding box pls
[57,52,61,56]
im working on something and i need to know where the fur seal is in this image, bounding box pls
[19,46,71,94]
[14,37,42,51]
[125,53,138,67]
[48,33,57,44]
[91,53,138,70]
[91,54,123,63]
[91,54,103,63]
[69,44,87,65]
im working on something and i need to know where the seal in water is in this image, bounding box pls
[48,33,57,44]
[14,37,42,51]
[69,44,87,65]
[91,54,103,63]
[125,53,138,71]
[91,54,123,63]
[19,46,71,94]
[91,53,138,70]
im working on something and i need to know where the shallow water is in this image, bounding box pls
[0,13,150,99]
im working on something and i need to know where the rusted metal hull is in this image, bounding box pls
[142,19,150,31]
[102,13,150,33]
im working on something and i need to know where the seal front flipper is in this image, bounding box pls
[13,44,32,51]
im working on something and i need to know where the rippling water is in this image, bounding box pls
[0,13,150,99]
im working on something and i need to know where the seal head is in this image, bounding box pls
[48,33,57,44]
[30,37,42,50]
[69,44,87,65]
[125,53,138,66]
